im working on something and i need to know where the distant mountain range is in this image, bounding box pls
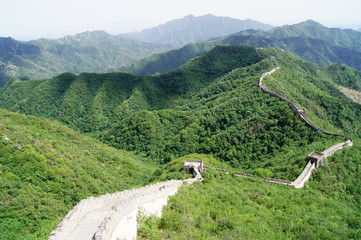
[124,14,274,46]
[124,20,361,75]
[0,31,170,84]
[0,15,274,86]
[1,16,361,87]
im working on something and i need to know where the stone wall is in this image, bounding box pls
[48,179,197,240]
[93,179,187,240]
[48,189,140,240]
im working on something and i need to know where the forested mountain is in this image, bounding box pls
[1,46,358,178]
[125,14,274,46]
[0,109,154,239]
[121,41,220,75]
[0,32,171,85]
[125,20,361,75]
[1,45,361,239]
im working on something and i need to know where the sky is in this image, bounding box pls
[1,0,360,40]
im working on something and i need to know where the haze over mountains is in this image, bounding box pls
[0,32,170,82]
[124,20,361,75]
[1,15,360,86]
[0,14,274,86]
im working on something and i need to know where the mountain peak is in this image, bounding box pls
[126,14,274,46]
[297,19,325,28]
[302,19,322,25]
[183,14,196,19]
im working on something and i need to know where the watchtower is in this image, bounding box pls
[184,160,203,179]
[308,151,324,167]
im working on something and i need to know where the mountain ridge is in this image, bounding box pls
[124,14,274,46]
[0,31,172,85]
[124,20,361,75]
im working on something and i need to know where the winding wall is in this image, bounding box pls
[256,49,353,188]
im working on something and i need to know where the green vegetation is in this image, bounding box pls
[325,63,361,91]
[1,45,361,239]
[0,109,154,240]
[121,41,220,75]
[0,46,345,181]
[0,69,10,87]
[138,167,361,239]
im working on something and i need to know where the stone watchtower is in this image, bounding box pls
[184,160,203,179]
[308,151,324,167]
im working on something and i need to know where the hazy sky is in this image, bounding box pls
[1,0,360,40]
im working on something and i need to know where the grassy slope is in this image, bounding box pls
[325,63,361,91]
[0,109,155,240]
[0,46,262,133]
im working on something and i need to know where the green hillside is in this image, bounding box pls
[325,63,361,91]
[0,109,154,240]
[121,41,220,75]
[259,48,361,136]
[125,20,361,75]
[0,46,262,132]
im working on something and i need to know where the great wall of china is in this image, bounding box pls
[256,49,353,188]
[48,48,353,240]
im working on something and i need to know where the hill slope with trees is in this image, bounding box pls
[0,109,155,240]
[0,46,351,181]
